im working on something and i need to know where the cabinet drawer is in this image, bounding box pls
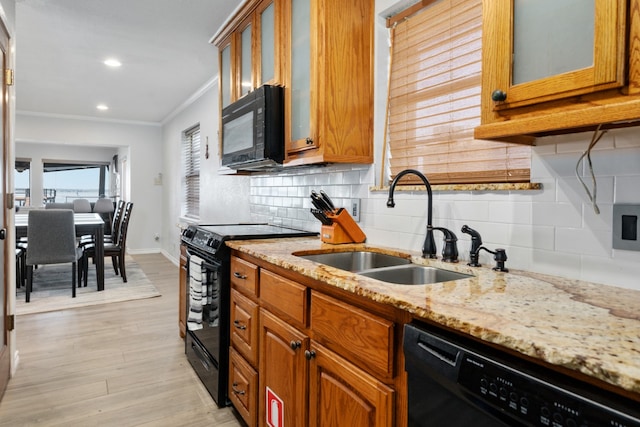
[310,291,394,378]
[230,256,259,296]
[229,347,258,427]
[260,269,308,325]
[230,289,259,366]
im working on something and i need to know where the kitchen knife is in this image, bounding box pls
[319,190,337,213]
[311,191,333,213]
[310,208,333,225]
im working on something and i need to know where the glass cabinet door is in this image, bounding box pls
[487,0,625,109]
[220,42,232,108]
[259,2,275,84]
[240,23,253,97]
[288,0,313,149]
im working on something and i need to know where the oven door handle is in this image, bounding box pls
[186,249,220,271]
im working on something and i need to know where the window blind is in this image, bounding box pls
[182,124,201,218]
[386,0,531,185]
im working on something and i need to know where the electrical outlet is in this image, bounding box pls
[612,204,640,251]
[350,199,361,222]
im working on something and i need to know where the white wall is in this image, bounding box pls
[160,82,251,260]
[15,114,163,252]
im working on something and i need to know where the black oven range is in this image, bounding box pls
[180,223,317,407]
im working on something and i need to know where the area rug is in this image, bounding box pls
[15,258,161,315]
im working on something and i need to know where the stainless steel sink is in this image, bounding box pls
[358,264,472,285]
[297,251,411,272]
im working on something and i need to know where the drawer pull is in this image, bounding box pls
[233,320,247,330]
[290,340,301,350]
[232,382,246,395]
[233,271,247,280]
[304,349,316,360]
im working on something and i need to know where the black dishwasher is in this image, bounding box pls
[404,323,640,427]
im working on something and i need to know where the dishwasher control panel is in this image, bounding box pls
[458,352,640,427]
[404,323,640,427]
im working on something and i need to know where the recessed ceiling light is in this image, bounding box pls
[103,58,122,67]
[97,104,109,111]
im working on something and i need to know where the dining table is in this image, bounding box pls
[15,212,106,291]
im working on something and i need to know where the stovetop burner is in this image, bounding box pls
[181,223,317,256]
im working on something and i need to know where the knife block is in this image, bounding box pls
[321,209,366,244]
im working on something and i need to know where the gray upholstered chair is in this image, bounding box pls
[25,209,84,302]
[72,198,92,213]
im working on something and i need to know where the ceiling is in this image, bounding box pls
[15,0,243,124]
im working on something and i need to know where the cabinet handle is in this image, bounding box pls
[233,271,247,279]
[233,320,247,330]
[491,89,507,102]
[290,340,301,350]
[305,137,313,145]
[232,382,246,396]
[304,349,316,360]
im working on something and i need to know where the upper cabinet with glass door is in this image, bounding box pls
[284,0,374,166]
[213,0,374,167]
[476,0,640,143]
[213,0,283,107]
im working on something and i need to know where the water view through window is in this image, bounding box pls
[15,163,110,206]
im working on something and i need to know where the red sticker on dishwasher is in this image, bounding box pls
[266,387,284,427]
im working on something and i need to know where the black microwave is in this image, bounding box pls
[221,84,284,170]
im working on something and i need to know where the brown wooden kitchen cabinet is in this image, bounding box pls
[179,244,187,338]
[213,0,283,107]
[475,0,640,143]
[229,256,261,426]
[228,252,402,426]
[283,0,374,166]
[213,0,374,167]
[308,342,394,427]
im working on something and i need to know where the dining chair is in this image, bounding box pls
[79,199,124,248]
[84,202,133,284]
[25,209,85,302]
[72,198,92,213]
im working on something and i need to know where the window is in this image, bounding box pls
[42,162,110,203]
[15,159,30,206]
[182,124,201,218]
[385,0,531,185]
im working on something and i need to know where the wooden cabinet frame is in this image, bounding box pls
[476,0,640,143]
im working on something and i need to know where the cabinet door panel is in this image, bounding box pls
[230,289,259,365]
[259,0,276,84]
[309,342,394,427]
[311,291,394,379]
[229,347,258,426]
[259,309,308,427]
[487,0,625,110]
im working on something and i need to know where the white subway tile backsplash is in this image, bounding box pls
[247,144,640,290]
[532,202,582,227]
[555,227,610,257]
[612,127,640,149]
[614,176,640,203]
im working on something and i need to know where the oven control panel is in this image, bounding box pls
[181,226,223,255]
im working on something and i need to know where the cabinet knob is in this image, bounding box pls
[491,90,507,102]
[290,340,301,350]
[233,320,247,330]
[232,382,246,395]
[305,137,314,145]
[304,349,316,360]
[233,271,247,280]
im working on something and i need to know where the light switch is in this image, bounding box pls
[613,204,640,251]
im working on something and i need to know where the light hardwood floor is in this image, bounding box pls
[0,253,244,427]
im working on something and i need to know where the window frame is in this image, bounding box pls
[182,124,201,219]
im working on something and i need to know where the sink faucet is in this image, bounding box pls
[386,169,436,258]
[461,225,482,266]
[431,227,458,262]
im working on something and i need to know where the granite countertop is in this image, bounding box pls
[225,237,640,396]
